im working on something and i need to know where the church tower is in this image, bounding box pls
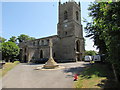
[57,0,85,61]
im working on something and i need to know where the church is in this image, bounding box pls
[19,0,85,63]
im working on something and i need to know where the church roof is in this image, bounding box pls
[36,35,58,40]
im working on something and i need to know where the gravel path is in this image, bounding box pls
[2,61,90,88]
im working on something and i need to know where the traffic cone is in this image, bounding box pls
[74,74,78,81]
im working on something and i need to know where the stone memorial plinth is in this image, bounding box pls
[43,39,59,69]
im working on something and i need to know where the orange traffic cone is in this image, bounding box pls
[74,74,78,81]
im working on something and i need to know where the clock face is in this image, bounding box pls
[64,24,68,28]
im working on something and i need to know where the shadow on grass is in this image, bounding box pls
[63,66,86,75]
[81,63,109,78]
[63,62,91,76]
[92,63,120,89]
[96,79,120,89]
[69,62,120,89]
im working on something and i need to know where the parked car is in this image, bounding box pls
[84,55,92,62]
[93,55,101,62]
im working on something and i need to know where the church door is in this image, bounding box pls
[76,54,80,61]
[76,40,80,52]
[24,55,27,63]
[40,50,43,58]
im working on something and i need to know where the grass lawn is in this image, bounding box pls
[75,63,120,89]
[0,61,20,77]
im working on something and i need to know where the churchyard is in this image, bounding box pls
[1,0,120,89]
[0,61,119,89]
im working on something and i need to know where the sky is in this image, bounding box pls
[1,0,98,51]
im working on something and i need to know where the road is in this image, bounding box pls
[2,61,90,88]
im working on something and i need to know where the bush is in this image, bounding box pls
[2,41,20,62]
[14,61,20,64]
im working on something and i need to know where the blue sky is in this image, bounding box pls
[2,1,98,51]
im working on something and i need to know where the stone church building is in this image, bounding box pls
[19,1,85,63]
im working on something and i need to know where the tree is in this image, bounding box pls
[85,1,120,81]
[84,2,108,55]
[0,37,6,43]
[17,34,30,43]
[17,34,35,43]
[29,37,36,41]
[2,41,20,62]
[8,36,17,43]
[85,50,97,56]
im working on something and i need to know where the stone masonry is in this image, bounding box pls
[19,1,85,63]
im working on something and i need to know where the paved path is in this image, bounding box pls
[2,62,90,88]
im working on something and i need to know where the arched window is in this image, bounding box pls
[33,42,35,46]
[38,41,39,45]
[76,11,79,21]
[24,48,26,53]
[41,40,44,45]
[65,31,67,35]
[40,50,43,58]
[76,40,80,52]
[24,48,27,62]
[64,11,68,20]
[47,39,49,45]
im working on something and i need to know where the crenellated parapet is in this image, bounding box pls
[59,0,80,8]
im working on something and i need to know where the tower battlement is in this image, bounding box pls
[59,0,80,7]
[19,1,85,63]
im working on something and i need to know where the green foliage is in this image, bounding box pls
[14,61,20,64]
[0,37,6,43]
[1,34,35,62]
[85,50,97,56]
[81,64,111,78]
[85,2,120,80]
[75,64,119,88]
[29,37,36,40]
[8,36,17,43]
[2,41,20,61]
[17,34,30,43]
[17,34,35,43]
